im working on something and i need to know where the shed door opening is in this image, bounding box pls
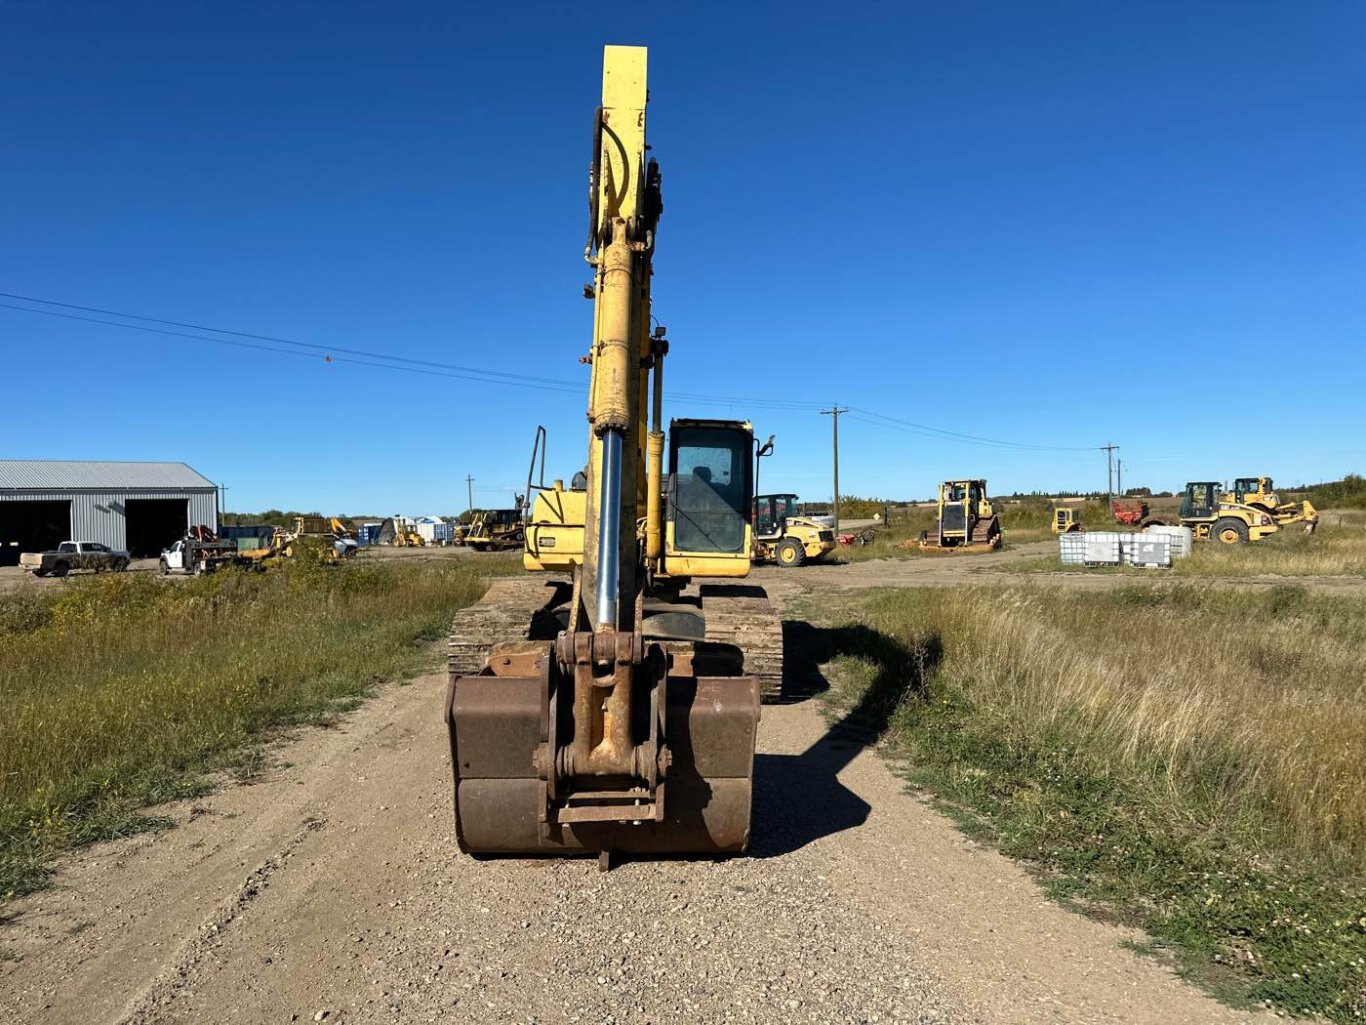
[125,499,188,557]
[0,500,72,566]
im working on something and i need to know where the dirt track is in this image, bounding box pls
[1,556,1296,1025]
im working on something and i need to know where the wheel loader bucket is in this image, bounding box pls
[445,653,760,856]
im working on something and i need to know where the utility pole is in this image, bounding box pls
[1116,459,1123,499]
[1100,443,1119,504]
[820,406,849,533]
[465,475,475,518]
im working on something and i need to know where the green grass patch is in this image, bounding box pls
[0,555,514,899]
[810,584,1366,1022]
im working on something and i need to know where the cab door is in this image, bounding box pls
[666,421,753,577]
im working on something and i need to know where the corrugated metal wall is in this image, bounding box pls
[0,489,218,550]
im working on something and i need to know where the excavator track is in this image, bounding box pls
[449,575,784,701]
[447,576,568,675]
[696,583,784,701]
[970,515,1002,546]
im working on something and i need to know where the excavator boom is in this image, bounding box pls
[445,46,762,863]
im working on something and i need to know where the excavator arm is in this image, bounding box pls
[445,46,761,865]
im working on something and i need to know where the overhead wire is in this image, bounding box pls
[0,301,586,395]
[0,291,582,390]
[846,408,1100,453]
[1,291,1106,452]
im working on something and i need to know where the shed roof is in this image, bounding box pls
[0,460,216,490]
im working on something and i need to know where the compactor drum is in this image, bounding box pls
[446,46,770,862]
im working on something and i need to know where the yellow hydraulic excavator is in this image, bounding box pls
[445,46,774,865]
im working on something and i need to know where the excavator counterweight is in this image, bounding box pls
[445,46,771,861]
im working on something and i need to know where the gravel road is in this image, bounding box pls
[0,570,1287,1025]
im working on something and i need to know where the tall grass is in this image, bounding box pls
[1004,511,1366,578]
[0,557,506,898]
[1176,515,1366,577]
[816,583,1366,1020]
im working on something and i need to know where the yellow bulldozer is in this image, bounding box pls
[1225,477,1318,533]
[921,479,1002,550]
[444,46,781,865]
[1051,505,1082,534]
[465,500,526,552]
[1180,481,1279,544]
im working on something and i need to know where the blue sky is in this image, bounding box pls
[2,2,1361,513]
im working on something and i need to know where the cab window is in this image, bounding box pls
[671,426,749,554]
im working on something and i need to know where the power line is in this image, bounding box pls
[1,290,1121,455]
[0,291,582,391]
[0,301,586,395]
[847,407,1099,453]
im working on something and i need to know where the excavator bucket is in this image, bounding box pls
[445,651,759,856]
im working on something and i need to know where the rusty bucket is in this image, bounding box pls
[446,646,759,857]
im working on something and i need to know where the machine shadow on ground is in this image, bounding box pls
[749,620,942,858]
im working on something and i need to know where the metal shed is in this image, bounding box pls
[0,460,219,564]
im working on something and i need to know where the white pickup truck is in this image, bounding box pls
[21,541,131,577]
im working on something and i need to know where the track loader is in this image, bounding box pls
[445,46,778,863]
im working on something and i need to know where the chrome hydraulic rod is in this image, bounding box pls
[595,429,623,628]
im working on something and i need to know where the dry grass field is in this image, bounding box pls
[811,542,1366,1020]
[0,555,514,899]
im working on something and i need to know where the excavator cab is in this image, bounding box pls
[666,419,754,575]
[522,420,758,578]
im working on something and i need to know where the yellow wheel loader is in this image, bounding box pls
[1225,477,1318,533]
[921,479,1002,550]
[753,493,837,567]
[1180,482,1279,544]
[445,47,780,865]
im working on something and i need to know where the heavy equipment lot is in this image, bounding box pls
[0,554,1296,1025]
[9,529,1366,1022]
